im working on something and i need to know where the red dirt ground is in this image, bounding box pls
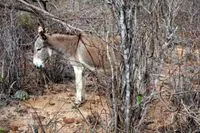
[0,83,110,133]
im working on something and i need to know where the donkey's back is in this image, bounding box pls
[75,34,120,71]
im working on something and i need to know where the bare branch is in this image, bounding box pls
[36,0,47,11]
[16,0,83,32]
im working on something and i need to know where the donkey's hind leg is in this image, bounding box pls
[73,65,85,106]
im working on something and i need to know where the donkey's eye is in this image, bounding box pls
[36,48,42,51]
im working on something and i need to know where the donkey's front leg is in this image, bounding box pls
[73,66,85,105]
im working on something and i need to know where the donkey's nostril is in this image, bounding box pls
[35,64,43,69]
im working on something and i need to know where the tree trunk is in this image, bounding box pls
[110,0,134,132]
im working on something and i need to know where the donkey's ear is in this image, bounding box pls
[38,25,47,40]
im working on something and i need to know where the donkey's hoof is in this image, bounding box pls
[72,100,86,108]
[72,103,81,108]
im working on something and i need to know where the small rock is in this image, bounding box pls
[68,92,74,97]
[48,101,56,105]
[14,90,29,100]
[63,117,75,124]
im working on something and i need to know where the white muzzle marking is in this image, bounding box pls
[47,48,53,56]
[33,57,44,68]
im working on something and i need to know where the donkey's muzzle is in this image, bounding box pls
[33,57,45,69]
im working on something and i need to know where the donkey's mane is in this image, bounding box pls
[49,33,81,42]
[50,29,81,36]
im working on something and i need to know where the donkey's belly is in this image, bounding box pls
[76,45,110,71]
[77,52,96,71]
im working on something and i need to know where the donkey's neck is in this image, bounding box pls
[46,34,79,57]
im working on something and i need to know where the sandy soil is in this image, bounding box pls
[0,83,110,133]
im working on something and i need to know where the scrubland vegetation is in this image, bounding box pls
[0,0,199,132]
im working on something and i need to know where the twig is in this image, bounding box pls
[26,103,46,133]
[0,3,34,14]
[71,100,90,126]
[181,99,200,125]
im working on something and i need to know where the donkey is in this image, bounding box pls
[33,26,120,105]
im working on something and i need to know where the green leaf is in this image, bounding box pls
[136,94,142,106]
[0,128,4,133]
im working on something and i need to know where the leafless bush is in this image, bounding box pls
[0,6,32,95]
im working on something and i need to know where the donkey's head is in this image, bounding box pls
[33,26,52,68]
